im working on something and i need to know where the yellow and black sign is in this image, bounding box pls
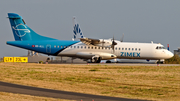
[14,57,28,62]
[3,57,28,63]
[3,57,14,62]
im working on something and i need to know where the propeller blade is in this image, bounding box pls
[111,35,117,53]
[120,33,124,42]
[112,36,117,45]
[102,39,104,47]
[113,46,114,53]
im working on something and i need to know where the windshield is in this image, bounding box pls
[156,46,165,49]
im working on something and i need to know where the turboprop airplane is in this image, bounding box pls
[6,13,173,63]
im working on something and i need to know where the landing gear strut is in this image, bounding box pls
[156,59,165,64]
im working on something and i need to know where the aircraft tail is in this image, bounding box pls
[8,13,56,41]
[72,16,84,40]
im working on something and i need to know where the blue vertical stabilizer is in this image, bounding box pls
[8,13,57,41]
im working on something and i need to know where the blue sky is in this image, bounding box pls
[0,0,180,57]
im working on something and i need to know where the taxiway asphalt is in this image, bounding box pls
[0,81,146,101]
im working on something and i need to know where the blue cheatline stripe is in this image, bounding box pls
[53,42,80,56]
[6,40,80,56]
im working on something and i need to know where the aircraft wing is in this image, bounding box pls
[80,38,100,45]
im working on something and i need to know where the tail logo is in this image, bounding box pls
[73,24,83,39]
[12,24,30,37]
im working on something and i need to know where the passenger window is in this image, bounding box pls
[91,47,93,49]
[64,46,66,48]
[135,48,137,51]
[99,47,100,49]
[81,46,83,48]
[139,48,141,51]
[88,47,90,49]
[95,47,97,49]
[115,47,117,50]
[132,48,134,51]
[61,46,63,48]
[77,46,79,48]
[74,46,76,48]
[129,48,130,50]
[125,48,127,50]
[54,45,56,48]
[84,46,86,49]
[122,48,124,50]
[119,48,120,50]
[57,46,59,48]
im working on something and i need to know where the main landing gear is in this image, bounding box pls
[91,57,101,63]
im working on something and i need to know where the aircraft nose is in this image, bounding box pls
[168,51,174,58]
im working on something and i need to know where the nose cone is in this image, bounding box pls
[168,51,174,58]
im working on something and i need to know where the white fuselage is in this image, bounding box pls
[58,41,173,60]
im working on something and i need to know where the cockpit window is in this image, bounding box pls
[156,46,165,49]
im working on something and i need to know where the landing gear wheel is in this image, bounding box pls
[91,57,97,63]
[106,60,111,63]
[96,57,101,63]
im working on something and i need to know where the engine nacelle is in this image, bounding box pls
[94,39,112,47]
[76,52,117,60]
[99,53,117,60]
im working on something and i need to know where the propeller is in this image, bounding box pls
[102,39,105,47]
[120,33,124,42]
[111,36,117,53]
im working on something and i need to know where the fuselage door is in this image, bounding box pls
[46,45,51,53]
